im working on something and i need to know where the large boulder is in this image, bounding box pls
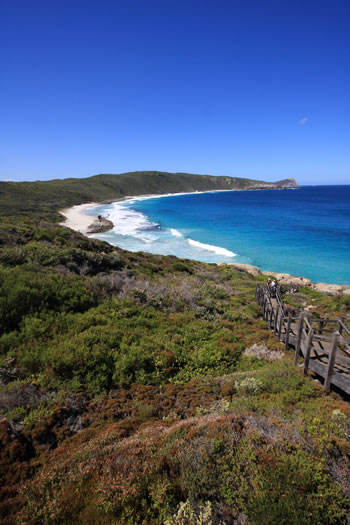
[87,216,114,234]
[312,283,348,296]
[262,271,312,288]
[226,263,261,277]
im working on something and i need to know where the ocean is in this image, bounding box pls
[85,185,350,285]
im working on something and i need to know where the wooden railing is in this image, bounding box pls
[256,284,350,394]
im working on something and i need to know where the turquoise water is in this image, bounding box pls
[86,186,350,285]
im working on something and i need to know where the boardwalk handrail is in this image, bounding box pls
[256,283,350,394]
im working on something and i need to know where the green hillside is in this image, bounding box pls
[0,173,349,525]
[0,171,298,220]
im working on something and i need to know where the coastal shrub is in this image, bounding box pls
[246,449,349,524]
[257,360,319,399]
[22,403,54,428]
[2,212,350,525]
[3,300,245,391]
[164,500,216,525]
[0,268,95,333]
[340,295,350,309]
[0,247,26,265]
[11,391,350,525]
[172,262,192,273]
[234,376,263,395]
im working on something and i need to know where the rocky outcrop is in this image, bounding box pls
[274,178,299,188]
[217,262,261,276]
[262,271,312,288]
[228,263,261,277]
[262,271,350,296]
[244,344,284,361]
[87,216,114,234]
[218,265,349,296]
[312,283,350,296]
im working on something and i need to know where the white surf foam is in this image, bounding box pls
[108,202,159,241]
[188,239,236,257]
[170,228,183,238]
[87,195,238,262]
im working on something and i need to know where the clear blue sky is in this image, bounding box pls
[1,0,349,184]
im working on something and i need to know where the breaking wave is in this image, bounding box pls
[87,195,237,263]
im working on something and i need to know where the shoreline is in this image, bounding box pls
[59,194,350,295]
[59,202,102,235]
[58,190,229,234]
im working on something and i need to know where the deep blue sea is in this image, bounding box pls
[86,186,350,285]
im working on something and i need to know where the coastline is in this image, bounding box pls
[58,190,233,234]
[59,194,350,295]
[59,202,102,235]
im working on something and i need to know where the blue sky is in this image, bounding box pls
[1,0,349,184]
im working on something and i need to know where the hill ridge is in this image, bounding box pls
[0,171,299,220]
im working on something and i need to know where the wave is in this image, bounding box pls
[188,239,236,257]
[108,202,159,240]
[170,228,183,238]
[87,197,238,263]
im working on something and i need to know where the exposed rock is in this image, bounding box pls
[261,271,350,296]
[0,367,21,385]
[87,216,114,234]
[312,283,346,296]
[244,344,284,362]
[226,263,261,276]
[262,271,312,288]
[274,177,299,188]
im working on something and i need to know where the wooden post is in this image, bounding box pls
[303,328,314,375]
[319,320,324,335]
[269,305,274,329]
[278,308,283,340]
[324,331,340,393]
[274,305,279,334]
[285,312,292,350]
[294,312,305,365]
[265,298,269,321]
[339,317,345,335]
[265,298,270,321]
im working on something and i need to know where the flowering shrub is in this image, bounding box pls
[234,376,263,395]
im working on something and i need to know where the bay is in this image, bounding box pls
[86,185,350,285]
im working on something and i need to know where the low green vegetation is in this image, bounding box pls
[0,182,349,524]
[0,171,296,219]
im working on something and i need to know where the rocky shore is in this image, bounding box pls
[60,201,349,295]
[218,263,350,296]
[87,216,114,234]
[59,203,115,235]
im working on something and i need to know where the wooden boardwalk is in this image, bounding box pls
[256,284,350,395]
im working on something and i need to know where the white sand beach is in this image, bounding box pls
[58,190,258,236]
[59,203,101,234]
[59,198,350,294]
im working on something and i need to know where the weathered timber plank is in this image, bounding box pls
[325,332,340,392]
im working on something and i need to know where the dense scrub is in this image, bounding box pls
[0,172,296,218]
[0,215,349,524]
